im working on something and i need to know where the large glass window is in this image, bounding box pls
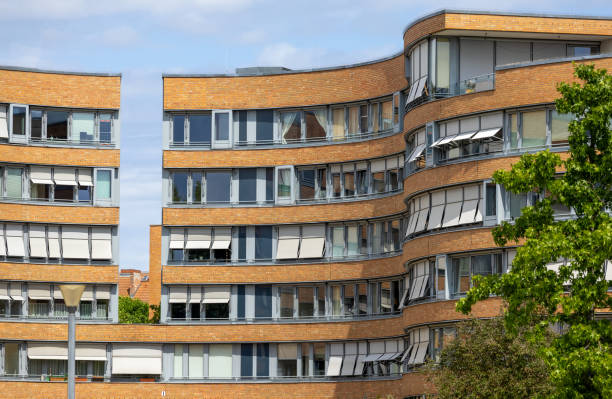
[205,171,231,203]
[381,101,393,130]
[279,287,294,318]
[256,343,269,377]
[238,168,257,203]
[5,168,22,199]
[277,168,292,200]
[343,284,355,316]
[332,108,345,140]
[298,169,315,200]
[332,227,345,258]
[436,38,451,94]
[241,344,253,378]
[451,253,502,297]
[173,115,185,144]
[189,114,211,144]
[313,343,325,376]
[99,114,112,143]
[171,172,188,203]
[343,167,355,197]
[551,110,572,145]
[72,112,94,142]
[297,287,314,317]
[277,344,297,377]
[4,342,19,375]
[47,111,68,140]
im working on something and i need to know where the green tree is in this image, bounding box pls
[118,296,158,324]
[428,318,553,399]
[457,64,612,398]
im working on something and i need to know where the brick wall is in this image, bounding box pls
[403,12,612,47]
[0,263,118,283]
[162,193,404,225]
[148,225,162,308]
[163,136,405,168]
[163,55,406,110]
[0,203,119,225]
[0,69,120,109]
[0,144,120,167]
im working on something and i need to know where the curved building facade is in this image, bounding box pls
[1,9,611,399]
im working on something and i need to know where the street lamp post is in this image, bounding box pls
[59,284,85,399]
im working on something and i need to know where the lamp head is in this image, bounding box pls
[59,284,86,307]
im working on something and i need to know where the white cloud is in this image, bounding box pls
[90,26,141,47]
[256,42,334,69]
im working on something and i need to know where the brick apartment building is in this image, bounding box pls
[1,9,611,399]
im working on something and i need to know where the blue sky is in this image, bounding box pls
[1,1,609,270]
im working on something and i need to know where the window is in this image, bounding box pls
[568,45,599,57]
[238,168,257,203]
[255,226,272,260]
[316,285,326,317]
[214,112,230,141]
[5,167,23,199]
[343,284,355,316]
[205,171,231,203]
[435,38,450,94]
[4,342,20,375]
[301,343,310,376]
[450,253,502,297]
[0,106,8,140]
[348,106,360,135]
[485,183,497,217]
[297,287,314,317]
[172,115,185,144]
[304,109,326,140]
[280,111,301,143]
[241,344,253,378]
[189,114,211,144]
[360,105,368,133]
[256,110,274,142]
[522,110,547,148]
[279,286,294,318]
[173,345,183,377]
[191,172,202,203]
[371,103,379,133]
[30,110,42,139]
[298,168,315,200]
[343,164,355,196]
[266,168,274,202]
[381,101,393,130]
[11,105,26,136]
[276,167,292,201]
[277,343,298,377]
[203,286,230,319]
[551,110,572,145]
[255,285,272,318]
[95,170,112,200]
[47,111,68,140]
[313,343,325,376]
[332,227,345,258]
[99,114,112,143]
[72,113,94,142]
[332,108,345,140]
[256,343,269,377]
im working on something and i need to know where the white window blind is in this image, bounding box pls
[28,283,51,300]
[6,224,25,257]
[370,159,386,173]
[61,226,89,259]
[28,343,68,360]
[188,344,204,378]
[169,286,187,303]
[0,227,5,256]
[47,226,60,258]
[414,195,429,233]
[188,286,202,303]
[428,190,445,229]
[96,285,111,300]
[276,226,300,260]
[112,344,162,375]
[75,343,107,361]
[186,228,211,249]
[298,224,325,259]
[77,169,94,186]
[277,343,298,360]
[0,282,9,300]
[442,188,463,227]
[10,283,23,301]
[211,227,231,249]
[208,344,232,378]
[53,285,63,299]
[169,228,184,249]
[30,167,53,185]
[0,105,8,139]
[29,225,47,258]
[203,286,230,304]
[91,226,112,260]
[81,286,94,301]
[53,168,77,186]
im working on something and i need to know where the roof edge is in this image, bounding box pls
[0,65,121,77]
[402,9,612,38]
[162,50,404,78]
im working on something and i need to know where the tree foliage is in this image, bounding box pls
[428,318,553,399]
[457,64,612,398]
[118,296,159,324]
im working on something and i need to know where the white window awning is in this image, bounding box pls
[362,353,383,362]
[91,226,112,260]
[0,228,5,257]
[452,131,477,142]
[437,135,457,146]
[169,228,184,249]
[203,285,230,304]
[77,169,94,186]
[378,352,403,361]
[53,168,77,186]
[0,282,9,300]
[29,225,47,258]
[211,227,231,249]
[409,276,425,300]
[6,224,25,257]
[427,204,444,230]
[408,144,426,163]
[30,166,53,185]
[96,285,111,300]
[61,226,90,259]
[276,226,300,260]
[10,283,23,301]
[442,202,462,227]
[472,127,502,140]
[326,355,343,376]
[340,355,357,376]
[28,283,51,300]
[186,228,211,249]
[354,354,367,375]
[459,199,479,224]
[47,226,60,258]
[189,286,202,303]
[298,225,325,259]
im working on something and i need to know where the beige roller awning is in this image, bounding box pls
[186,228,211,249]
[53,168,77,186]
[111,344,162,375]
[203,286,230,304]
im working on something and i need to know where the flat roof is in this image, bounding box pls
[402,9,612,37]
[0,64,121,77]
